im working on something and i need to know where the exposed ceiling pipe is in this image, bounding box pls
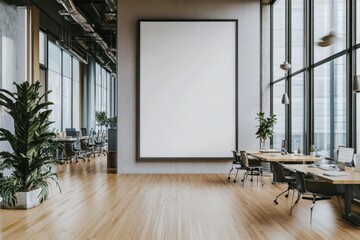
[56,40,88,64]
[57,0,116,64]
[105,0,117,13]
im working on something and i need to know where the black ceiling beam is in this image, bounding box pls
[3,0,28,5]
[75,0,106,4]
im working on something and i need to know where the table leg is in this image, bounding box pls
[342,184,360,226]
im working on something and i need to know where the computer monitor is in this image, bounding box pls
[65,129,77,137]
[337,146,354,165]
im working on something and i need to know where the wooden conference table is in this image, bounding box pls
[284,164,360,227]
[247,152,321,182]
[248,152,321,163]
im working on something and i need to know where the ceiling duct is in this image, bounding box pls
[56,40,88,64]
[105,0,117,13]
[57,0,116,65]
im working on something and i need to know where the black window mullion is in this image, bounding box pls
[71,57,74,128]
[61,50,64,131]
[286,0,291,152]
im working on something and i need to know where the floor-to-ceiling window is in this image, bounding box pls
[46,38,82,131]
[270,0,354,157]
[48,41,62,131]
[95,63,112,116]
[271,0,286,149]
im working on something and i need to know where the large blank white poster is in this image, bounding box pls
[139,21,237,158]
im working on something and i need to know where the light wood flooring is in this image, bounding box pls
[1,158,360,240]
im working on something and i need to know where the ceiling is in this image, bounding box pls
[3,0,117,74]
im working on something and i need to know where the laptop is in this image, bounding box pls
[319,165,340,171]
[337,146,354,167]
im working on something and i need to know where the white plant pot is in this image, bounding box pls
[310,152,316,157]
[1,188,42,209]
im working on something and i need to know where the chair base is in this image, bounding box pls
[342,213,360,227]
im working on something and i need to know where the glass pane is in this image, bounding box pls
[272,81,285,149]
[48,41,61,73]
[73,60,80,130]
[314,0,346,63]
[291,73,304,152]
[314,56,346,158]
[291,0,304,72]
[107,72,111,115]
[102,69,107,112]
[48,70,62,131]
[96,85,101,112]
[357,1,360,44]
[39,31,46,65]
[96,63,101,86]
[63,51,72,78]
[63,76,72,129]
[272,0,286,80]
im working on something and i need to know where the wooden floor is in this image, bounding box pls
[1,158,360,240]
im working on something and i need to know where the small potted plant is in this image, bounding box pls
[255,112,277,149]
[310,145,316,157]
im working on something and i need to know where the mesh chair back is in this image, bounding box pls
[272,162,287,182]
[232,151,240,164]
[295,170,307,193]
[240,151,249,167]
[81,128,87,136]
[80,138,88,150]
[64,142,74,157]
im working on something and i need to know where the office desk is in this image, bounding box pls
[284,164,360,226]
[54,137,77,143]
[248,152,321,163]
[247,152,321,183]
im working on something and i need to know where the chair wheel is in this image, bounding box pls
[250,179,253,182]
[274,200,278,205]
[228,177,230,180]
[233,180,236,183]
[285,194,289,198]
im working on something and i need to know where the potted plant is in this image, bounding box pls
[0,82,61,209]
[95,111,108,130]
[310,145,316,157]
[107,116,117,128]
[255,112,277,149]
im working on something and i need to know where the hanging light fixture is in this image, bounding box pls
[318,32,337,47]
[280,61,291,71]
[354,75,360,93]
[281,93,290,104]
[280,61,291,105]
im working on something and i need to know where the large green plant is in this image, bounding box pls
[0,81,61,207]
[255,112,277,146]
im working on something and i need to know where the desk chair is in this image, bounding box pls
[240,151,263,187]
[65,128,77,137]
[228,150,245,183]
[291,170,343,224]
[273,162,296,205]
[81,128,87,136]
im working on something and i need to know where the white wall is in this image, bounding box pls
[117,0,261,173]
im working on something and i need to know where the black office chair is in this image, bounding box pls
[81,127,87,136]
[65,128,77,137]
[228,150,245,183]
[291,170,343,224]
[240,151,263,187]
[273,162,296,205]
